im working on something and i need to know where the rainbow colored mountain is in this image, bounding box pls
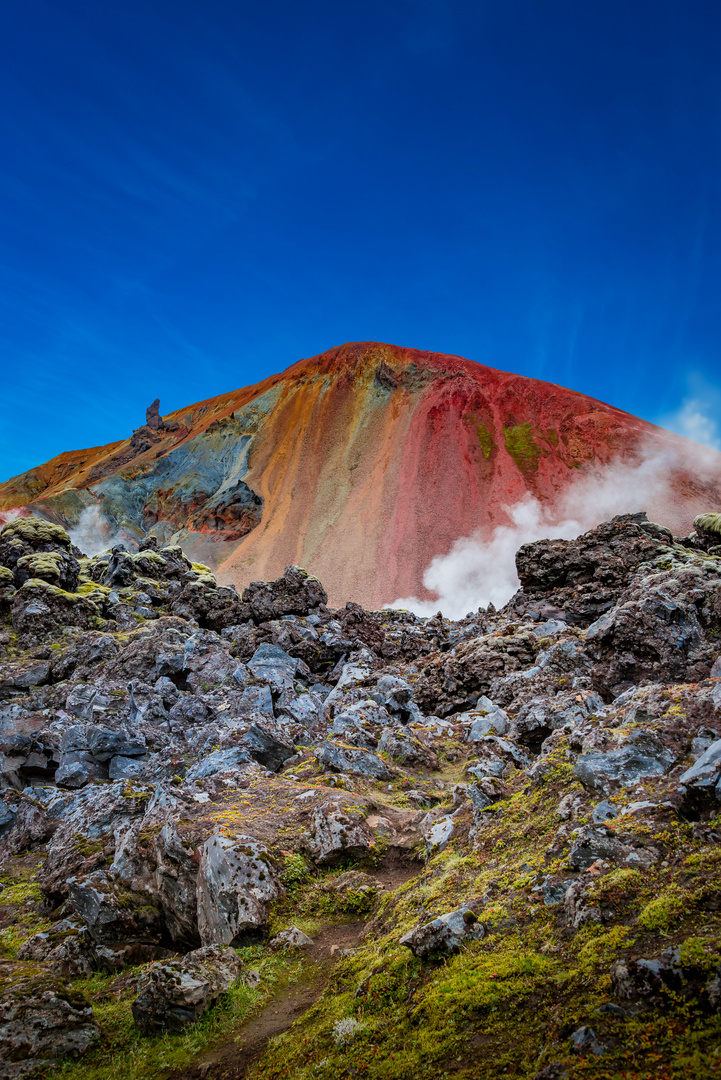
[1,341,720,608]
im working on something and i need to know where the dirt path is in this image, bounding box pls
[168,860,420,1080]
[167,920,366,1080]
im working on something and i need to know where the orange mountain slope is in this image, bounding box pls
[1,341,720,608]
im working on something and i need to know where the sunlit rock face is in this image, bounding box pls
[1,341,720,608]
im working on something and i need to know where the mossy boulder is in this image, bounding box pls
[694,512,721,543]
[0,958,100,1073]
[0,516,73,573]
[11,578,102,640]
[14,549,80,592]
[131,945,242,1034]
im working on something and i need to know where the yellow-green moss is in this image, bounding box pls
[0,882,43,905]
[638,890,685,933]
[0,517,70,546]
[48,947,298,1080]
[694,512,721,537]
[16,551,64,583]
[502,423,544,474]
[592,867,643,898]
[476,422,495,460]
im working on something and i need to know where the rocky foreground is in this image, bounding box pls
[0,511,720,1079]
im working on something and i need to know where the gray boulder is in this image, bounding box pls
[570,1026,606,1056]
[196,833,281,945]
[573,731,675,794]
[306,800,371,865]
[592,800,618,824]
[131,945,242,1034]
[514,690,603,752]
[678,738,721,797]
[377,728,438,769]
[0,800,16,839]
[110,817,200,950]
[55,752,107,788]
[247,644,299,694]
[567,826,630,870]
[0,961,100,1075]
[17,920,96,978]
[463,697,510,740]
[276,690,323,731]
[242,565,327,622]
[108,755,147,780]
[168,694,213,729]
[86,726,146,761]
[186,747,251,781]
[372,675,420,723]
[64,684,100,720]
[236,683,275,717]
[269,926,314,949]
[400,906,484,958]
[241,723,296,771]
[314,741,393,780]
[0,659,51,694]
[586,584,709,693]
[67,869,163,948]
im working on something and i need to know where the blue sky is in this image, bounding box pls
[1,0,720,480]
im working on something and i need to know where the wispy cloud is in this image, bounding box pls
[660,373,721,451]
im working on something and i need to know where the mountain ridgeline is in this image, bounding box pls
[2,341,720,609]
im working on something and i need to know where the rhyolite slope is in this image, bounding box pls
[1,341,720,608]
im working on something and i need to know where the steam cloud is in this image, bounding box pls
[68,505,125,557]
[664,397,721,452]
[0,508,26,527]
[389,445,717,620]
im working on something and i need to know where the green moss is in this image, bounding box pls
[694,513,721,537]
[76,581,111,598]
[592,867,643,898]
[502,423,544,474]
[69,834,106,858]
[0,882,43,905]
[573,925,631,973]
[0,516,71,547]
[676,936,720,973]
[19,578,98,610]
[476,422,495,460]
[48,948,299,1080]
[133,551,167,568]
[638,890,685,933]
[280,853,311,888]
[0,919,52,957]
[16,551,64,583]
[190,561,213,575]
[0,880,49,957]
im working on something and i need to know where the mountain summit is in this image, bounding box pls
[1,341,720,607]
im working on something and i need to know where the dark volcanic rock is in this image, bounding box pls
[242,565,327,622]
[1,509,721,1070]
[0,960,100,1074]
[510,513,675,625]
[131,945,242,1034]
[400,906,485,957]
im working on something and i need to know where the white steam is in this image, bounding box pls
[664,397,721,452]
[68,505,125,557]
[0,508,27,527]
[390,448,695,620]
